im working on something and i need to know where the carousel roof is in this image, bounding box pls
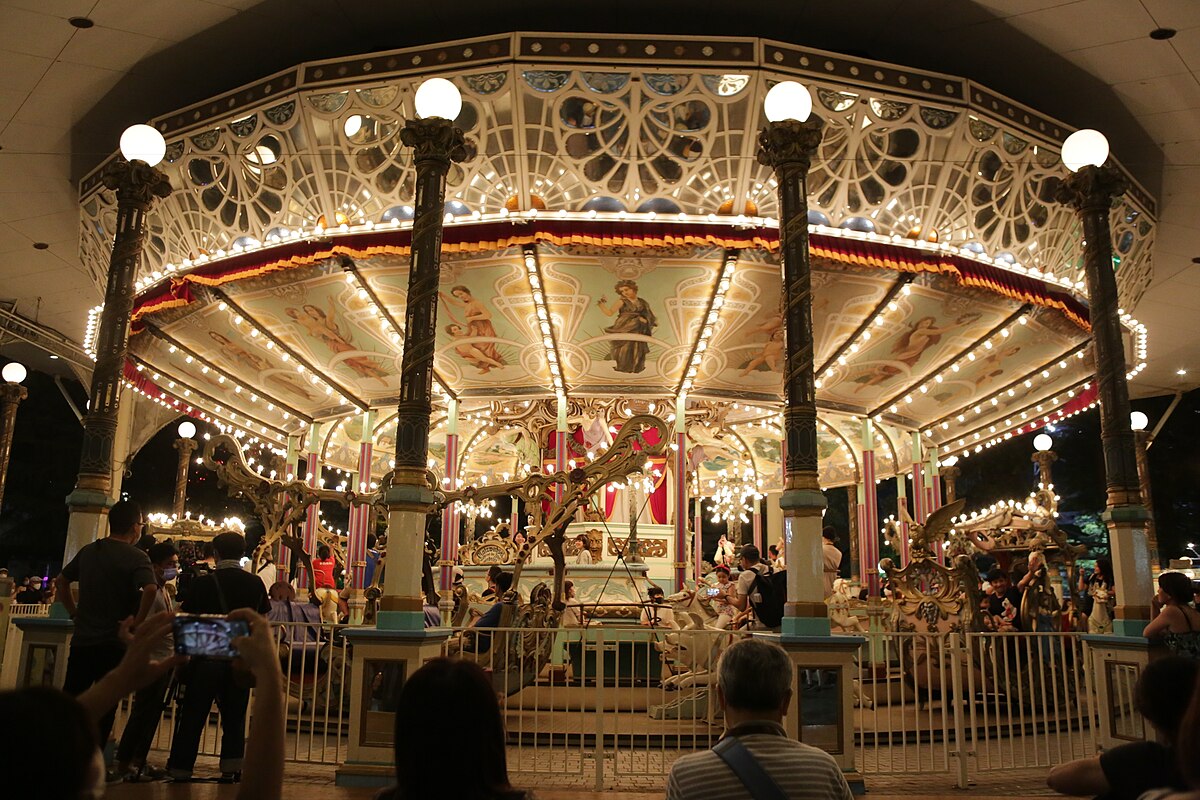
[76,34,1150,489]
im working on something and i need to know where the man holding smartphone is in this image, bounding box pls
[167,531,270,782]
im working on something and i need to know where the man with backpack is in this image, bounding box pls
[732,545,785,630]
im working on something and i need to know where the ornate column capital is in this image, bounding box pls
[174,437,198,456]
[101,158,173,209]
[1,383,28,406]
[756,118,824,171]
[399,117,477,167]
[1054,164,1127,214]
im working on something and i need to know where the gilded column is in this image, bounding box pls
[65,158,171,562]
[380,115,474,631]
[171,437,197,517]
[758,115,827,635]
[1057,162,1151,634]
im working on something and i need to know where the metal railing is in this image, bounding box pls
[850,630,1099,788]
[8,604,50,617]
[104,620,1101,790]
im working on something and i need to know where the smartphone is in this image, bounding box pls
[172,614,250,659]
[706,587,721,597]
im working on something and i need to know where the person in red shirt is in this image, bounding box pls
[311,545,339,623]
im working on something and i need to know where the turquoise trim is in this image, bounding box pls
[49,602,72,620]
[383,484,434,505]
[64,489,112,508]
[780,489,827,511]
[1102,506,1150,524]
[781,616,831,637]
[374,610,427,631]
[335,766,392,788]
[1112,619,1150,638]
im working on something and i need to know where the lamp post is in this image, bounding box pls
[0,362,29,515]
[66,124,172,562]
[173,420,198,517]
[939,455,961,503]
[1129,411,1158,568]
[1032,433,1057,487]
[756,81,828,634]
[1056,129,1151,635]
[380,78,475,631]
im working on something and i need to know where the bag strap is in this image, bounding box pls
[712,736,788,800]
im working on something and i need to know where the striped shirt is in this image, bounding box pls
[667,721,852,800]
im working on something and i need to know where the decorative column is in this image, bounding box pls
[860,420,879,593]
[1056,130,1151,635]
[279,433,300,581]
[927,448,941,513]
[1131,413,1158,568]
[438,400,459,622]
[757,85,828,636]
[65,130,172,563]
[377,83,475,633]
[673,394,688,589]
[0,363,29,516]
[297,422,322,590]
[347,410,376,623]
[910,432,926,524]
[554,393,567,502]
[939,458,961,503]
[693,491,704,582]
[172,420,198,517]
[848,485,860,582]
[895,474,911,566]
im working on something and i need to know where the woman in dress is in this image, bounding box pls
[445,324,504,374]
[597,280,656,374]
[1144,571,1200,658]
[207,330,318,401]
[440,286,507,367]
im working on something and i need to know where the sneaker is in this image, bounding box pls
[104,769,127,785]
[219,771,242,784]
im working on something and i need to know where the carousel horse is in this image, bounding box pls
[1088,582,1114,634]
[829,578,866,633]
[648,585,740,721]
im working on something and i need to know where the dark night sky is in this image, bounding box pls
[2,360,1198,578]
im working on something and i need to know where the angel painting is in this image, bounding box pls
[445,323,504,374]
[597,280,657,374]
[439,285,507,370]
[738,327,784,376]
[891,313,980,368]
[285,301,391,381]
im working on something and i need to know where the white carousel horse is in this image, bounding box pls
[1088,583,1113,634]
[828,578,866,633]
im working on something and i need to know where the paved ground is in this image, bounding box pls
[105,758,1059,797]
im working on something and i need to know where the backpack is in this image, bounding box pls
[749,565,787,628]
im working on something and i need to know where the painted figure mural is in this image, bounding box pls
[597,279,657,374]
[891,313,980,368]
[206,330,318,401]
[440,285,507,370]
[285,300,391,380]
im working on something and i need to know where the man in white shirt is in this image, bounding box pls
[639,585,675,628]
[731,545,772,625]
[667,638,853,800]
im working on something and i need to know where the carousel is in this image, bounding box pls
[64,32,1159,782]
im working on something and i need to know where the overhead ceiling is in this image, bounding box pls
[1,0,1197,397]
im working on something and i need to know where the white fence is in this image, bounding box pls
[97,622,1101,789]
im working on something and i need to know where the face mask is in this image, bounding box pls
[162,568,178,581]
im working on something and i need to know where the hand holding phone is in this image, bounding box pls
[173,614,252,660]
[707,587,721,597]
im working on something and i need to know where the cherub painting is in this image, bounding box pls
[849,363,901,394]
[439,285,507,370]
[206,330,318,401]
[597,280,657,374]
[285,300,390,380]
[739,327,785,376]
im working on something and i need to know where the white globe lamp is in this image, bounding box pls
[177,420,197,439]
[942,455,959,467]
[1061,129,1109,173]
[1130,411,1149,431]
[414,78,462,121]
[763,81,813,123]
[1033,433,1054,452]
[1,362,27,384]
[119,124,167,167]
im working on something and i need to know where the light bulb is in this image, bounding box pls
[414,78,462,121]
[1,362,27,384]
[1129,410,1149,431]
[1061,129,1109,173]
[1033,433,1053,452]
[119,124,167,166]
[763,81,813,123]
[177,420,197,439]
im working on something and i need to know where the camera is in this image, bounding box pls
[173,614,250,659]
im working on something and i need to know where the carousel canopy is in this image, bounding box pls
[78,34,1151,489]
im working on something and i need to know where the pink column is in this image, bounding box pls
[895,475,911,567]
[297,424,322,590]
[673,397,689,589]
[860,422,879,594]
[694,491,704,582]
[439,401,460,597]
[348,413,375,590]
